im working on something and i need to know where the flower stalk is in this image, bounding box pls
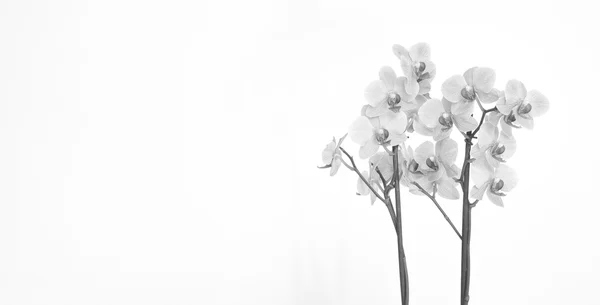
[460,135,473,305]
[393,145,409,305]
[460,104,497,305]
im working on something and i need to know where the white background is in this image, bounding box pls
[1,0,599,304]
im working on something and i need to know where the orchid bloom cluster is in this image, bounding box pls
[318,42,549,305]
[320,42,549,208]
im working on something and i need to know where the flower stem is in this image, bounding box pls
[460,104,493,305]
[411,182,462,240]
[460,136,473,305]
[392,146,409,305]
[339,146,397,231]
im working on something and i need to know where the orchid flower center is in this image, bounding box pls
[517,103,532,115]
[490,178,506,196]
[491,143,506,162]
[425,156,439,171]
[387,91,402,108]
[438,112,453,129]
[504,111,521,128]
[375,128,390,144]
[408,159,420,174]
[414,62,426,74]
[461,85,476,101]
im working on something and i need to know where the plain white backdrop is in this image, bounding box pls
[1,0,599,304]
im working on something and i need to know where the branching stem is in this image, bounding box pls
[412,182,462,240]
[338,146,397,231]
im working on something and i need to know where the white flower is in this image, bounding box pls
[363,66,417,118]
[348,111,408,159]
[320,135,347,176]
[392,43,437,96]
[410,139,460,199]
[471,162,518,207]
[416,98,479,141]
[441,67,500,114]
[471,122,516,169]
[496,80,550,130]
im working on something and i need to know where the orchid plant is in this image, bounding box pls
[318,43,549,305]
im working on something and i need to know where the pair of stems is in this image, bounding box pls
[337,100,495,305]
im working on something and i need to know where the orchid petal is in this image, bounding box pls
[516,114,534,129]
[392,44,409,60]
[364,80,387,107]
[413,118,435,136]
[470,182,489,201]
[453,113,478,132]
[451,101,475,115]
[499,132,517,159]
[322,139,336,164]
[473,67,496,93]
[478,122,499,148]
[330,156,342,176]
[495,95,517,115]
[525,90,549,117]
[442,75,468,103]
[486,188,504,207]
[505,79,527,105]
[418,80,432,95]
[436,137,458,164]
[463,67,476,86]
[437,177,460,200]
[418,98,444,128]
[471,158,493,186]
[409,42,431,62]
[414,141,434,167]
[478,88,501,104]
[349,116,373,145]
[359,137,379,159]
[379,66,397,91]
[364,102,391,118]
[495,164,518,192]
[380,111,408,135]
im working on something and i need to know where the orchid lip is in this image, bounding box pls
[518,103,532,115]
[414,62,426,74]
[375,128,390,144]
[490,178,506,196]
[408,160,420,174]
[438,113,453,128]
[426,156,439,171]
[387,91,402,107]
[461,85,476,100]
[491,154,506,163]
[505,112,522,129]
